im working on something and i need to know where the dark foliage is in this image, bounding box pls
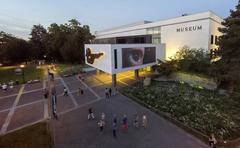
[213,1,240,91]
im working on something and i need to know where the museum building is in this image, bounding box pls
[84,11,223,86]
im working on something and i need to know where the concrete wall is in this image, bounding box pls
[85,44,165,74]
[161,19,210,59]
[209,19,223,51]
[84,44,113,74]
[94,11,223,60]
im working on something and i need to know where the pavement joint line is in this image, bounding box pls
[0,108,10,114]
[86,83,104,88]
[56,89,78,97]
[63,79,83,85]
[16,99,44,109]
[58,97,102,116]
[0,93,18,100]
[76,76,101,99]
[44,99,49,119]
[1,118,46,136]
[43,80,46,89]
[0,85,25,134]
[0,99,44,114]
[55,83,64,87]
[59,77,78,107]
[118,80,130,86]
[91,75,105,84]
[0,88,43,100]
[23,88,43,94]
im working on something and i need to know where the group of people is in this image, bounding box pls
[105,87,117,98]
[0,80,16,91]
[88,107,148,138]
[63,86,84,96]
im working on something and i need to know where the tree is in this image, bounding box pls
[0,31,31,64]
[156,59,179,76]
[214,1,240,91]
[45,19,94,63]
[29,24,47,60]
[172,46,211,75]
[60,19,94,63]
[45,23,65,62]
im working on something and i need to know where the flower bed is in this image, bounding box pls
[123,81,240,140]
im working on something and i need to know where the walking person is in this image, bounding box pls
[2,83,7,91]
[109,87,112,97]
[88,108,95,120]
[78,87,84,96]
[98,120,105,132]
[81,89,84,95]
[101,112,105,121]
[113,86,118,96]
[142,114,148,128]
[112,122,117,138]
[44,89,49,99]
[113,114,117,124]
[63,87,68,96]
[105,88,109,99]
[52,95,58,120]
[9,81,14,91]
[208,133,217,148]
[122,114,128,131]
[133,114,139,128]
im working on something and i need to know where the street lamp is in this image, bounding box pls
[20,64,25,83]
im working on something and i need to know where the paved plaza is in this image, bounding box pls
[0,71,209,147]
[0,80,47,135]
[50,71,208,148]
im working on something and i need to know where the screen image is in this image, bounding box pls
[122,47,156,68]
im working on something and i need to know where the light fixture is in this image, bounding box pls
[20,64,25,68]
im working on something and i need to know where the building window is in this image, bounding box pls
[152,37,161,44]
[215,36,218,45]
[147,28,154,34]
[114,49,118,69]
[147,27,160,34]
[211,35,214,44]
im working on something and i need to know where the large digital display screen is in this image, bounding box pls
[122,47,156,68]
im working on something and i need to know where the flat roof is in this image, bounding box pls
[96,11,223,38]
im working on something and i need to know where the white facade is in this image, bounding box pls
[85,44,165,74]
[95,11,224,59]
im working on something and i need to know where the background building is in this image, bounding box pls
[85,11,224,86]
[94,11,223,59]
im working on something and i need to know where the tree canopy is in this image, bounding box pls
[0,32,31,65]
[214,1,240,91]
[0,19,94,65]
[43,19,94,63]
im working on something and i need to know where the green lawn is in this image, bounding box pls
[123,80,240,140]
[0,64,46,84]
[0,122,52,148]
[55,63,88,75]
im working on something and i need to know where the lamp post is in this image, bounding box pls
[20,64,25,83]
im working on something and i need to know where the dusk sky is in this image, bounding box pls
[0,0,238,39]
